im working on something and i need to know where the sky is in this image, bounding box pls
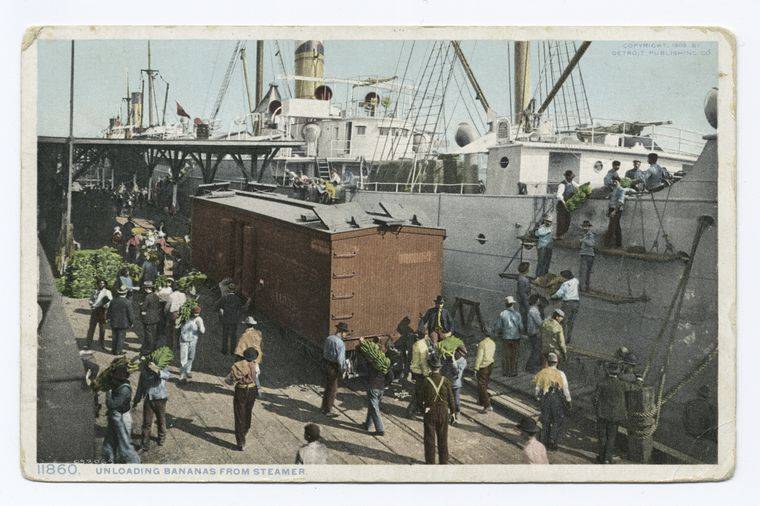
[36,39,718,141]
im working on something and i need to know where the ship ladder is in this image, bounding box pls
[315,158,332,180]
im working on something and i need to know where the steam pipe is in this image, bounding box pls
[256,40,264,106]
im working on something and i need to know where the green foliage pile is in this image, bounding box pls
[437,334,465,359]
[142,345,174,369]
[58,247,141,298]
[533,272,565,294]
[91,356,139,392]
[177,271,207,292]
[177,298,200,326]
[358,339,391,374]
[565,183,592,212]
[620,177,633,188]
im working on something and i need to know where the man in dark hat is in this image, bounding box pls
[295,423,329,464]
[102,362,140,463]
[518,416,549,464]
[138,281,162,351]
[579,220,596,292]
[215,282,251,355]
[550,270,580,344]
[107,285,135,355]
[593,361,631,463]
[420,353,456,464]
[134,348,171,452]
[321,322,349,416]
[555,169,579,238]
[420,295,452,344]
[225,347,260,451]
[516,261,532,323]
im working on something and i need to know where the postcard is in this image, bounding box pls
[21,25,736,482]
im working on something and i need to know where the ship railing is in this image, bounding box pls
[580,118,705,156]
[359,181,484,194]
[330,139,351,157]
[580,118,706,157]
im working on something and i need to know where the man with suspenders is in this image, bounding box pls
[420,354,456,464]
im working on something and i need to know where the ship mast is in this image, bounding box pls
[513,41,531,127]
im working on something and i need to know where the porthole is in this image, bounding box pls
[499,156,510,168]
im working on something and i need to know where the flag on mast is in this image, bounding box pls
[176,101,191,118]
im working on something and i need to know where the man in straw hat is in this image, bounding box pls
[225,347,260,451]
[321,322,349,416]
[518,416,549,464]
[420,353,456,464]
[534,215,554,277]
[102,361,140,463]
[539,309,567,365]
[492,295,524,377]
[107,285,134,355]
[532,352,572,451]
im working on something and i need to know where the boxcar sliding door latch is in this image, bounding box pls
[331,292,355,300]
[333,250,357,258]
[331,313,354,321]
[332,271,356,279]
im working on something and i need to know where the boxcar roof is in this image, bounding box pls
[193,190,442,235]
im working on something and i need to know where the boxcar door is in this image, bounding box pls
[214,218,235,280]
[240,225,256,299]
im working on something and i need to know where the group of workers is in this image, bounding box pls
[317,285,636,465]
[551,153,673,250]
[289,168,352,204]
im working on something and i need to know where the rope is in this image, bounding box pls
[629,343,718,439]
[649,185,675,254]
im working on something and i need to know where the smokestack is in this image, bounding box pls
[294,40,324,99]
[130,92,143,129]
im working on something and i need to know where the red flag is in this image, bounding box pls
[176,101,191,119]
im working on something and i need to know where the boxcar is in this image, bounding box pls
[190,190,445,350]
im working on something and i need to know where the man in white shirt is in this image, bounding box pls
[86,279,112,350]
[164,280,187,349]
[550,270,580,344]
[295,423,329,464]
[555,170,580,239]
